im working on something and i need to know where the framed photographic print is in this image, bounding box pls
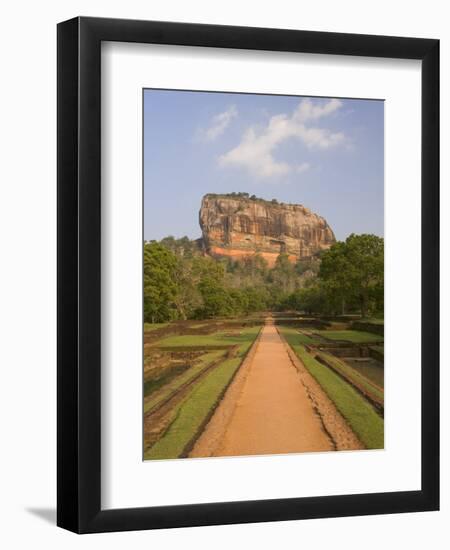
[57,17,439,533]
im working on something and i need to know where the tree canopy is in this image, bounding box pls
[143,233,384,322]
[319,234,384,317]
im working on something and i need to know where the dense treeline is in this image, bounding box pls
[144,233,384,322]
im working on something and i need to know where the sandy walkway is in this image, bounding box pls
[190,320,333,458]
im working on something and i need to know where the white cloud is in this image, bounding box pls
[297,162,310,174]
[218,98,345,179]
[294,97,342,123]
[202,105,238,141]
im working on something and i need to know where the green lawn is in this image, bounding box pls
[279,328,383,449]
[154,326,261,350]
[276,326,320,345]
[144,350,225,414]
[317,330,383,343]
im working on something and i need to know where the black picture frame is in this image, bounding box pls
[57,16,439,533]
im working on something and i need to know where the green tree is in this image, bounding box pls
[270,253,297,295]
[283,283,327,314]
[197,276,232,318]
[241,286,269,313]
[319,234,384,317]
[319,241,353,315]
[143,242,179,323]
[170,258,202,320]
[144,232,383,320]
[345,234,384,317]
[227,254,269,288]
[159,235,200,258]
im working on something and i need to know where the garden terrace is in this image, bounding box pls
[276,316,384,446]
[143,320,262,459]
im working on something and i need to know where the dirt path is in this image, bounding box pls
[190,319,335,458]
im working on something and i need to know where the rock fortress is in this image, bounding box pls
[199,193,336,268]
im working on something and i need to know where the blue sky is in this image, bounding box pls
[143,90,384,242]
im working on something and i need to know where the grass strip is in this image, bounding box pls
[359,317,384,325]
[153,326,261,349]
[276,326,320,345]
[144,363,190,398]
[144,322,169,332]
[144,350,225,414]
[280,328,383,449]
[317,330,383,343]
[316,351,384,404]
[150,345,230,352]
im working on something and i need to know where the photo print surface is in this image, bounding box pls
[143,89,384,461]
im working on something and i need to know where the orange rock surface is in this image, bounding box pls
[199,194,335,265]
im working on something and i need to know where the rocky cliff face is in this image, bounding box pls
[199,194,335,267]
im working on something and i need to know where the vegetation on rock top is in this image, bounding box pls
[203,191,298,207]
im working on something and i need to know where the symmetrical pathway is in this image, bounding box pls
[190,319,333,458]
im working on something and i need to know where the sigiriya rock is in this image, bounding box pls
[199,193,335,267]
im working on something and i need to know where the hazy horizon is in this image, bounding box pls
[144,90,384,242]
